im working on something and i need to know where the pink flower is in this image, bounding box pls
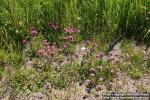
[42,52,48,57]
[68,35,73,39]
[38,49,45,54]
[63,36,68,41]
[49,45,55,55]
[63,44,67,49]
[50,49,55,55]
[31,30,37,36]
[50,45,55,50]
[68,35,74,42]
[22,39,27,45]
[58,48,62,53]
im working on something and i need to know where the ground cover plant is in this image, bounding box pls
[0,0,150,99]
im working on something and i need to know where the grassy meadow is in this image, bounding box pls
[0,0,150,99]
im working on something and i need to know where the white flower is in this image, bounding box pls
[81,47,86,51]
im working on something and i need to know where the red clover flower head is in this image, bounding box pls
[68,35,74,42]
[30,27,38,37]
[22,39,27,45]
[63,44,67,49]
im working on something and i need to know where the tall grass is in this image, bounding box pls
[0,0,149,50]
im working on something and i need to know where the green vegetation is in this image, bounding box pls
[0,0,149,97]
